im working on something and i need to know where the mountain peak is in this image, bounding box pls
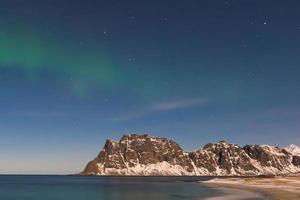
[285,144,300,156]
[81,134,300,176]
[121,133,150,140]
[286,144,300,149]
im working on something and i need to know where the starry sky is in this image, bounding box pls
[0,0,300,174]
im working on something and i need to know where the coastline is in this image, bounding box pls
[199,176,300,200]
[204,186,270,200]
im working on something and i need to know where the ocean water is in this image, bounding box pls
[0,175,267,200]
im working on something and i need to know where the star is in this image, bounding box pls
[247,72,253,78]
[263,21,268,25]
[241,44,248,49]
[224,1,231,8]
[162,17,169,24]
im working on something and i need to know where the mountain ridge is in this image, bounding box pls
[285,144,300,156]
[81,134,300,176]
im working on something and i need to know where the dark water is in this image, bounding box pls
[0,175,267,200]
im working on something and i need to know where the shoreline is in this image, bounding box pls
[199,176,300,200]
[201,182,272,200]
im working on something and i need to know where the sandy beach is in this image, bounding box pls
[200,176,300,200]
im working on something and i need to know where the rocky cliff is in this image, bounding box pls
[81,134,300,176]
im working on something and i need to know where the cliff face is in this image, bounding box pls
[81,134,300,176]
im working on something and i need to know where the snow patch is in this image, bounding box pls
[285,144,300,156]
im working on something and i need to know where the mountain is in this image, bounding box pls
[285,144,300,156]
[81,134,300,176]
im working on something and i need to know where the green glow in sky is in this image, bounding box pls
[0,23,127,96]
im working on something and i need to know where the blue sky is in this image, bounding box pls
[0,0,300,174]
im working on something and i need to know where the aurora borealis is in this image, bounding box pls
[1,0,300,174]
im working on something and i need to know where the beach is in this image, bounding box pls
[200,176,300,200]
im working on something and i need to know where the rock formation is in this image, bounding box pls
[81,134,300,176]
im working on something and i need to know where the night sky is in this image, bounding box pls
[1,0,300,174]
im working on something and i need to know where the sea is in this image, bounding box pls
[0,175,268,200]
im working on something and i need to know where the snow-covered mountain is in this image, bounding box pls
[81,134,300,176]
[285,144,300,156]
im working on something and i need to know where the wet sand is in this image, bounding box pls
[204,186,269,200]
[200,176,300,200]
